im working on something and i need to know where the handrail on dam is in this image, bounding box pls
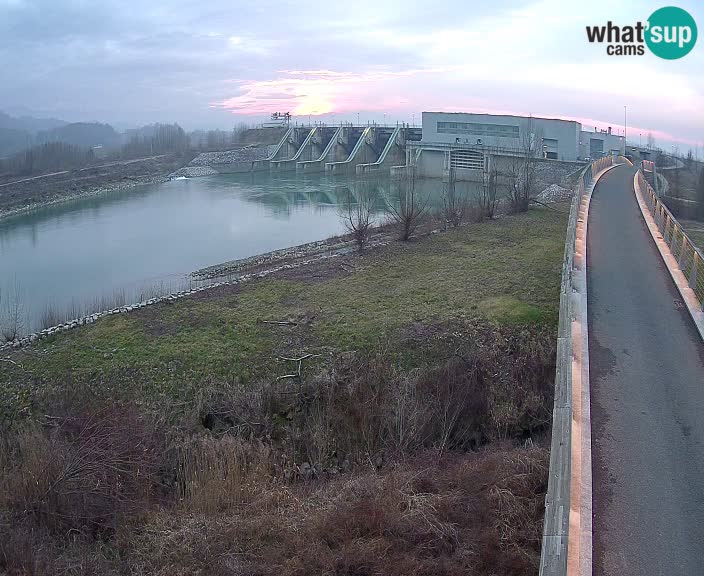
[539,155,626,576]
[636,167,704,309]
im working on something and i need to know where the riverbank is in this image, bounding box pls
[0,204,567,574]
[0,154,190,220]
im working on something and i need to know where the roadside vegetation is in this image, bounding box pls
[0,204,568,575]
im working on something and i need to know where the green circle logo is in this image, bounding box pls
[645,6,698,59]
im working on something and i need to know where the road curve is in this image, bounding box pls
[588,164,704,575]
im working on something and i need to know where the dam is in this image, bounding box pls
[255,124,422,175]
[184,110,624,183]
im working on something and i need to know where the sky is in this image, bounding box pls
[1,0,702,150]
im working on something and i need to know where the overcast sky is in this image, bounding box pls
[1,0,702,149]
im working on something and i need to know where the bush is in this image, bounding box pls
[0,402,166,535]
[200,324,555,472]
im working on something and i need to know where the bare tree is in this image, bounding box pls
[505,118,542,213]
[479,163,499,219]
[387,166,428,240]
[440,167,468,227]
[647,132,655,150]
[696,168,704,220]
[0,282,24,342]
[339,182,376,251]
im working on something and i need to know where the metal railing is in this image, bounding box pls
[540,154,625,576]
[637,168,704,308]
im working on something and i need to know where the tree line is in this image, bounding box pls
[0,141,95,176]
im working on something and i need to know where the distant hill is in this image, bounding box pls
[0,111,70,157]
[0,127,33,157]
[0,111,67,134]
[36,122,121,149]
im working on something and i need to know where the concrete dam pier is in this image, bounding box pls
[254,125,421,174]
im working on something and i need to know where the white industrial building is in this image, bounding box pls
[414,111,624,178]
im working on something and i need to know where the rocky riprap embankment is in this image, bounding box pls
[171,166,219,178]
[169,145,277,178]
[536,183,573,203]
[189,146,275,166]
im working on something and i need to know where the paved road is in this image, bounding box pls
[588,164,704,575]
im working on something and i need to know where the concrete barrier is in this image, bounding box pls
[540,156,624,576]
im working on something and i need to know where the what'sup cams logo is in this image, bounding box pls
[586,6,697,59]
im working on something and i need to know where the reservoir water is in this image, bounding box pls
[0,173,488,333]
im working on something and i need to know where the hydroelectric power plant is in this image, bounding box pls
[182,111,627,182]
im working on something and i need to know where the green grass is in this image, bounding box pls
[1,206,567,418]
[681,219,704,253]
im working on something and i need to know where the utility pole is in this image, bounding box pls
[624,105,627,154]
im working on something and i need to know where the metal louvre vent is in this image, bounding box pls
[449,149,484,170]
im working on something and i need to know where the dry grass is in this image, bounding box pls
[0,326,554,575]
[0,403,165,536]
[128,445,547,576]
[177,436,275,514]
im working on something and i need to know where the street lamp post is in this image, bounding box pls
[624,105,627,154]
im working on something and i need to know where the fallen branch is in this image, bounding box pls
[261,320,298,326]
[276,353,320,381]
[278,353,318,362]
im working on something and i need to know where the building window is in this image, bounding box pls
[589,138,604,157]
[437,121,519,139]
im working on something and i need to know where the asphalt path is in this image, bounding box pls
[588,164,704,575]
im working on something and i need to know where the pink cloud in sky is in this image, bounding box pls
[213,67,702,150]
[212,68,450,116]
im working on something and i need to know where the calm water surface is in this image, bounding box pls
[0,173,487,332]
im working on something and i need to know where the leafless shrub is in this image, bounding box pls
[274,341,539,467]
[40,302,64,330]
[387,166,429,240]
[506,118,542,213]
[0,283,25,342]
[0,403,165,535]
[339,182,376,250]
[441,167,468,228]
[480,164,499,219]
